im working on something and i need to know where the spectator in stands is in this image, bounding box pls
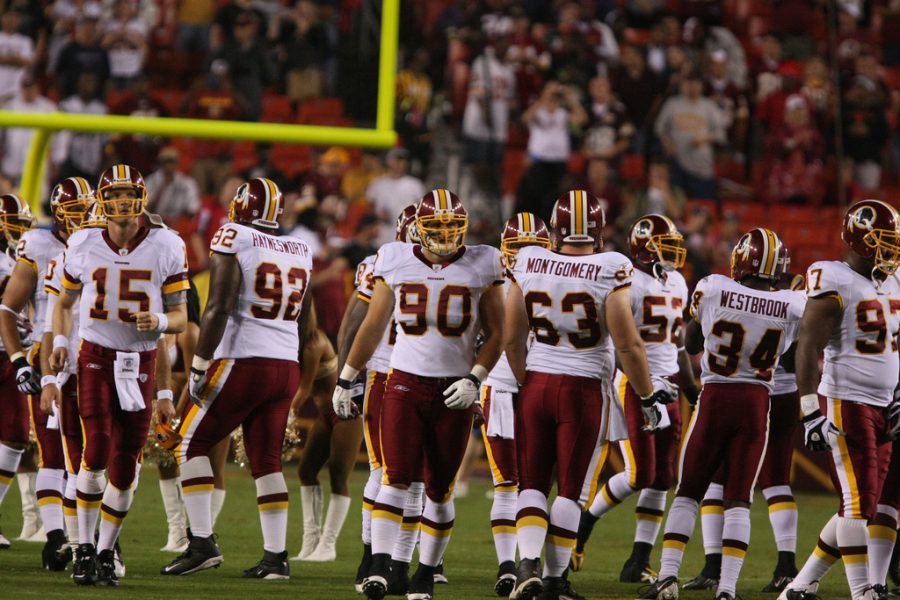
[748,33,784,101]
[620,158,687,226]
[0,10,35,103]
[611,44,664,154]
[396,48,433,178]
[709,210,742,274]
[582,158,622,247]
[145,146,201,223]
[6,0,50,58]
[506,10,550,108]
[179,59,247,195]
[175,0,216,56]
[55,14,109,98]
[843,74,890,192]
[772,0,818,59]
[682,16,747,89]
[584,75,634,169]
[47,0,103,73]
[340,213,380,270]
[365,147,426,245]
[210,0,267,51]
[876,0,900,66]
[270,0,329,109]
[191,174,243,272]
[241,143,289,193]
[762,94,826,204]
[801,56,832,120]
[57,71,107,182]
[546,1,618,86]
[517,80,587,218]
[704,49,749,158]
[683,204,713,281]
[655,69,724,199]
[341,150,383,206]
[1,73,63,188]
[757,60,809,133]
[835,8,875,76]
[214,11,273,121]
[108,75,168,174]
[101,0,148,88]
[462,36,516,198]
[298,146,349,213]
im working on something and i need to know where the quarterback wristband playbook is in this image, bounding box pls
[157,389,174,402]
[41,375,57,389]
[337,365,360,389]
[53,335,68,351]
[467,364,489,387]
[800,393,820,418]
[191,356,211,376]
[10,351,26,366]
[155,312,169,333]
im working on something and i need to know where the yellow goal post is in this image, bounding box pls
[0,0,400,215]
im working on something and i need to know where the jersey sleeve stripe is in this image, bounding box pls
[61,269,81,290]
[16,256,37,274]
[163,272,189,286]
[811,290,843,310]
[162,279,191,295]
[44,284,60,296]
[357,292,372,303]
[611,282,631,293]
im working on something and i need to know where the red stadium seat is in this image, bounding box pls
[297,97,345,124]
[261,93,293,123]
[271,144,313,179]
[619,154,645,183]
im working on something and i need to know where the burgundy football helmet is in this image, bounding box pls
[395,204,420,243]
[731,227,784,282]
[229,177,283,229]
[50,177,94,234]
[628,214,686,270]
[842,199,900,275]
[549,189,605,250]
[416,189,467,256]
[96,164,147,218]
[79,200,107,230]
[500,212,551,268]
[0,194,34,245]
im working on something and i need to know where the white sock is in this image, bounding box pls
[393,481,423,563]
[36,468,65,534]
[588,471,635,518]
[659,496,699,580]
[543,496,580,578]
[76,469,106,545]
[362,468,382,545]
[718,507,751,597]
[491,485,518,564]
[516,489,549,561]
[97,483,135,551]
[634,488,667,546]
[419,497,454,567]
[0,445,24,506]
[792,513,839,588]
[868,504,899,586]
[256,472,289,554]
[63,473,78,544]
[210,488,226,527]
[180,457,214,538]
[371,485,407,557]
[700,483,725,555]
[763,485,798,553]
[837,516,870,598]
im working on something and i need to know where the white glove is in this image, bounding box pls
[640,399,662,432]
[639,377,679,431]
[802,410,844,452]
[189,356,212,406]
[333,365,360,419]
[443,374,480,410]
[649,376,679,404]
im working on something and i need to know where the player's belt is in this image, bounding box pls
[80,340,157,361]
[390,369,456,387]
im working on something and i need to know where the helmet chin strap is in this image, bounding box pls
[652,261,669,281]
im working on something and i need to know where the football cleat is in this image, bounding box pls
[114,538,126,578]
[681,573,718,590]
[860,585,889,600]
[762,574,795,593]
[355,543,372,593]
[636,575,679,600]
[538,576,587,600]
[560,576,587,600]
[0,530,9,549]
[714,593,735,600]
[362,574,388,599]
[776,583,821,600]
[242,550,289,580]
[433,559,448,584]
[161,534,223,575]
[511,558,543,599]
[95,549,119,587]
[407,564,435,600]
[72,543,97,586]
[42,529,72,571]
[620,558,658,584]
[494,560,517,597]
[386,559,410,595]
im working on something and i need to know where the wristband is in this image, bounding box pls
[801,409,822,423]
[192,356,212,372]
[800,393,819,417]
[41,375,57,389]
[469,364,488,386]
[157,389,174,402]
[53,335,68,351]
[9,351,24,363]
[339,364,360,382]
[0,304,18,316]
[155,312,168,333]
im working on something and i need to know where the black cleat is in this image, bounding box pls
[762,575,795,593]
[95,549,119,587]
[538,575,586,600]
[161,534,223,575]
[433,559,448,584]
[682,573,718,590]
[72,543,97,586]
[355,544,372,593]
[636,575,679,599]
[511,558,543,599]
[620,557,659,583]
[715,593,735,600]
[42,529,72,571]
[407,564,436,600]
[495,560,517,597]
[242,550,289,580]
[560,576,587,600]
[362,575,388,600]
[386,559,410,595]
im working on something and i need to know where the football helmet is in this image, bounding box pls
[50,177,94,234]
[549,189,605,250]
[416,189,467,256]
[79,200,108,230]
[97,164,148,218]
[500,212,551,268]
[842,199,900,276]
[155,421,182,451]
[229,177,283,229]
[395,204,420,243]
[0,194,34,245]
[628,214,686,270]
[731,227,784,282]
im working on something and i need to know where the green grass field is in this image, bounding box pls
[0,465,850,599]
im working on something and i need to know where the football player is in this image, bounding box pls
[484,212,551,597]
[163,178,312,579]
[0,194,34,550]
[683,249,805,593]
[333,189,505,600]
[337,205,428,595]
[781,199,900,600]
[0,179,91,570]
[639,228,804,600]
[504,191,677,600]
[573,214,697,582]
[51,164,189,586]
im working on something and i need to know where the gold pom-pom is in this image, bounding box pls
[231,412,303,470]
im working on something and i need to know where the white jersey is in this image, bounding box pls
[806,260,900,407]
[771,365,798,396]
[355,254,394,373]
[690,274,804,391]
[45,251,81,373]
[17,229,66,337]
[374,242,503,378]
[512,246,634,380]
[210,223,313,362]
[630,268,688,377]
[61,227,189,352]
[0,251,15,353]
[484,277,518,391]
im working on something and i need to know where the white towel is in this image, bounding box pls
[46,402,59,430]
[56,371,70,389]
[114,351,145,412]
[485,388,515,439]
[606,371,629,441]
[655,402,671,431]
